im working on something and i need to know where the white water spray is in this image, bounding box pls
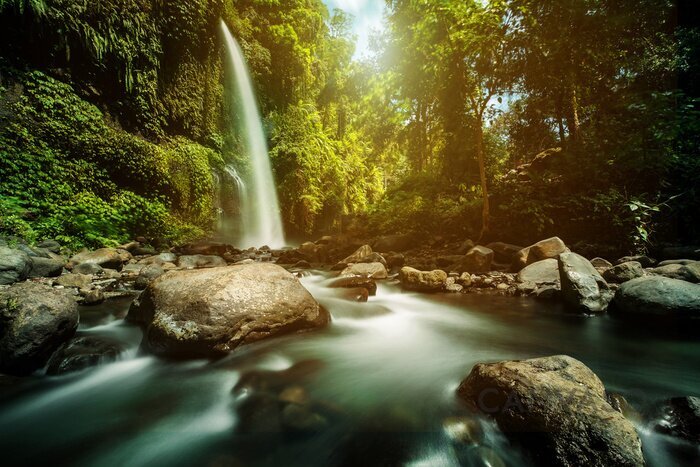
[221,20,285,248]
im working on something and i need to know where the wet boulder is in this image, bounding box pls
[0,246,31,285]
[0,282,79,375]
[511,237,568,272]
[456,246,494,274]
[127,263,329,358]
[37,239,62,254]
[651,396,700,443]
[341,245,374,264]
[590,257,614,274]
[602,261,644,283]
[174,241,237,257]
[28,257,65,278]
[69,248,125,271]
[398,267,446,293]
[457,355,644,467]
[72,262,104,275]
[176,254,226,269]
[54,273,93,289]
[559,252,613,313]
[138,252,178,266]
[616,255,657,268]
[134,264,166,290]
[611,276,700,318]
[651,263,700,283]
[340,262,388,279]
[46,336,123,375]
[486,242,524,264]
[516,258,559,285]
[327,276,377,296]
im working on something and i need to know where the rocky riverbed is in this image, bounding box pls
[1,234,699,466]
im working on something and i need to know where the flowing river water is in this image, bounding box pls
[1,271,698,466]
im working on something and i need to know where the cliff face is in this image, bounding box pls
[0,1,228,247]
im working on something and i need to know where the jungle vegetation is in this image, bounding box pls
[0,0,698,254]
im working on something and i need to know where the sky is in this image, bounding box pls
[322,0,386,59]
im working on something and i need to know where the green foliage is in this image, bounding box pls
[0,68,217,248]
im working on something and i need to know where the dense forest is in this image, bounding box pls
[0,0,698,253]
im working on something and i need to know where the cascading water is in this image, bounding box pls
[220,20,285,248]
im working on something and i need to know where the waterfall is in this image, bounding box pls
[220,20,285,248]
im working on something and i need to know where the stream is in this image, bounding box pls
[1,271,698,466]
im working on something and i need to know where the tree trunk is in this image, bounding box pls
[567,85,580,143]
[476,119,490,241]
[555,95,566,146]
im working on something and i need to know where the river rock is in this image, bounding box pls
[37,239,62,254]
[456,246,494,273]
[28,257,65,278]
[398,267,446,292]
[383,252,405,269]
[516,258,559,285]
[138,252,178,266]
[456,239,476,255]
[340,262,388,279]
[590,257,613,274]
[611,276,700,317]
[0,282,79,375]
[486,242,524,264]
[73,262,104,275]
[456,355,644,466]
[0,246,31,285]
[177,254,227,269]
[46,336,122,375]
[70,248,125,271]
[135,264,166,290]
[658,259,697,267]
[81,289,105,306]
[651,396,700,443]
[127,264,329,357]
[651,263,700,283]
[174,241,236,257]
[327,276,377,296]
[54,273,93,289]
[559,252,613,313]
[616,255,656,268]
[602,261,644,284]
[341,245,373,264]
[511,237,568,272]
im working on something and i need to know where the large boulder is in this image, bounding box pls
[340,262,388,279]
[398,267,446,293]
[616,255,656,268]
[559,252,613,313]
[28,257,65,278]
[511,237,568,272]
[651,396,700,443]
[327,276,377,296]
[516,258,559,285]
[457,246,494,274]
[0,247,31,285]
[70,248,125,271]
[177,254,227,269]
[46,336,123,375]
[486,242,524,264]
[127,264,329,358]
[54,273,93,289]
[611,276,700,318]
[341,245,373,264]
[603,261,644,284]
[651,262,700,283]
[174,241,237,257]
[457,355,644,466]
[0,283,79,375]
